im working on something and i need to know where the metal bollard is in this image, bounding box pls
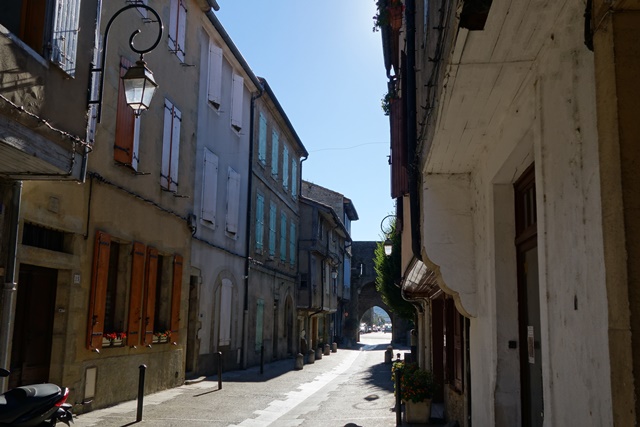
[395,364,402,426]
[217,351,222,390]
[136,364,146,422]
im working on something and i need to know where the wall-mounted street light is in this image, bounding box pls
[90,4,163,122]
[331,268,338,280]
[380,214,396,256]
[384,238,393,256]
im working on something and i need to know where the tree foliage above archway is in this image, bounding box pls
[374,222,415,321]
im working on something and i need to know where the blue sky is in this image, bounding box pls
[215,1,394,242]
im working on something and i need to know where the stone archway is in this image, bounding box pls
[357,281,390,322]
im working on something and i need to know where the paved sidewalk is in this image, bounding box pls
[73,344,413,427]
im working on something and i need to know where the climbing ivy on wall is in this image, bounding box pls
[374,222,416,321]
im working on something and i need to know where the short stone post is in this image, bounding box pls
[294,353,304,370]
[315,346,323,360]
[323,343,330,355]
[331,342,337,353]
[307,349,315,364]
[385,345,394,364]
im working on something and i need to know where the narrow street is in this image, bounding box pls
[74,332,406,427]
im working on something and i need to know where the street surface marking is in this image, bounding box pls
[230,350,361,427]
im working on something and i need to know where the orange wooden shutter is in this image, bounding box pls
[170,254,183,344]
[142,247,158,345]
[114,57,135,165]
[87,231,111,350]
[127,242,146,347]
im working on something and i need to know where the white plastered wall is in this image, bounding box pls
[420,2,613,425]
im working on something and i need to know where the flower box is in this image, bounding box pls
[102,332,127,347]
[153,331,171,344]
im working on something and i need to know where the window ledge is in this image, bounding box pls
[0,26,49,69]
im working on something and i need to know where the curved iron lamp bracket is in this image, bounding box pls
[89,4,164,123]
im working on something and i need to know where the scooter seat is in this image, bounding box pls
[0,384,61,423]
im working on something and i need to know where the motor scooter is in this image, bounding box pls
[0,369,73,426]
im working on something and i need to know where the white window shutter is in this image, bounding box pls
[208,41,223,107]
[50,0,81,76]
[161,100,173,190]
[169,106,181,192]
[225,168,241,234]
[168,0,178,53]
[219,280,232,346]
[202,149,219,225]
[177,0,187,62]
[231,74,244,130]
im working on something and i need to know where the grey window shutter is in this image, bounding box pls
[50,0,82,77]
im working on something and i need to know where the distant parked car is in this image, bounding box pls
[360,323,369,333]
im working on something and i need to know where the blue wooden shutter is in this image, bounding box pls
[256,194,264,252]
[271,131,279,177]
[269,202,277,257]
[258,113,267,164]
[282,146,289,190]
[226,168,241,234]
[280,212,287,261]
[50,0,82,76]
[291,161,298,198]
[289,221,296,265]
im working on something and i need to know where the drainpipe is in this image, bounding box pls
[241,87,264,369]
[405,0,421,261]
[0,181,22,392]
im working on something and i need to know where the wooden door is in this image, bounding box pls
[10,265,57,388]
[515,164,543,427]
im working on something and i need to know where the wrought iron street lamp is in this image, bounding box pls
[90,4,163,122]
[384,238,393,256]
[380,214,396,256]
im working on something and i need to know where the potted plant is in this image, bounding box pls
[381,90,399,116]
[373,0,404,32]
[392,361,436,423]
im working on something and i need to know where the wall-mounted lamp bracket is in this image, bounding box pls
[88,4,163,122]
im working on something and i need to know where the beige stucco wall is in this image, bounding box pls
[19,172,192,411]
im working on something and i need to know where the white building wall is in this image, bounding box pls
[422,1,612,425]
[190,25,254,373]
